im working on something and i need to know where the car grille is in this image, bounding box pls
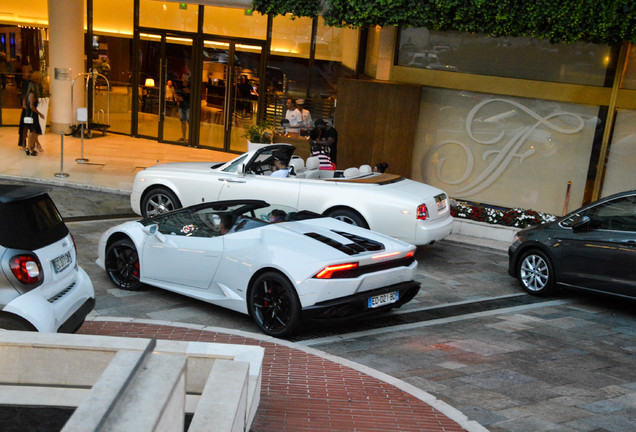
[305,230,384,255]
[47,282,76,303]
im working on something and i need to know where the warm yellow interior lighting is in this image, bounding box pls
[166,36,193,44]
[144,78,155,87]
[1,16,48,26]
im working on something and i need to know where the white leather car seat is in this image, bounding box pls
[343,167,361,178]
[304,156,321,178]
[289,157,305,177]
[359,164,372,174]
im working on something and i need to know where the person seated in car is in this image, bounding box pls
[219,213,235,235]
[270,152,290,177]
[269,209,287,222]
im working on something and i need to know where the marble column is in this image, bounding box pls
[48,0,85,133]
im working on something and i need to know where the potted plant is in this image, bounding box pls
[243,120,273,150]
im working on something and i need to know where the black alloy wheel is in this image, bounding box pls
[248,271,300,337]
[142,187,182,218]
[105,238,142,290]
[517,249,556,296]
[327,208,368,228]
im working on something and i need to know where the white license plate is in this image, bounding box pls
[368,291,399,308]
[435,194,447,211]
[53,251,72,273]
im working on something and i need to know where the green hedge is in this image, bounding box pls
[252,0,636,45]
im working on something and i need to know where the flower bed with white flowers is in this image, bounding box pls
[450,200,557,229]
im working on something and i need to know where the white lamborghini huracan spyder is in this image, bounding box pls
[96,199,420,336]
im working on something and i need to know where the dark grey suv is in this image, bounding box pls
[508,190,636,299]
[0,185,95,331]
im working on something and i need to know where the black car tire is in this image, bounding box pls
[105,238,143,291]
[327,208,369,228]
[517,249,556,296]
[141,187,182,218]
[248,271,301,337]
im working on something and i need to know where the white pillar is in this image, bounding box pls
[48,0,85,133]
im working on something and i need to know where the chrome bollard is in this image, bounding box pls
[76,122,89,163]
[54,132,70,178]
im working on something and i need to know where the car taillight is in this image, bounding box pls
[405,250,415,258]
[10,254,44,286]
[315,262,359,279]
[416,204,428,220]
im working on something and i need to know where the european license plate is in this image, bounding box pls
[435,193,447,211]
[368,291,399,308]
[53,251,72,273]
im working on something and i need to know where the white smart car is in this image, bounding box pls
[0,185,95,332]
[97,200,420,336]
[130,144,453,246]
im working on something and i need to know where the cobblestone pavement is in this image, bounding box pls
[7,180,636,432]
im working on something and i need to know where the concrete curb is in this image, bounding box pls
[0,174,131,195]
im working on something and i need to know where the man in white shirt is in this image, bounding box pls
[284,99,301,134]
[296,99,312,129]
[270,152,290,177]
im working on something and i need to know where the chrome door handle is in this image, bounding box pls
[218,178,246,183]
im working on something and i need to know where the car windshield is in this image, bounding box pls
[144,203,322,238]
[221,154,248,173]
[0,194,69,250]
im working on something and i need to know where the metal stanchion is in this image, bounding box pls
[54,132,70,178]
[76,122,89,163]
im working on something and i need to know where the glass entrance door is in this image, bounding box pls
[137,32,193,143]
[162,35,193,143]
[199,39,263,152]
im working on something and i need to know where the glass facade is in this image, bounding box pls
[622,44,636,90]
[398,28,614,86]
[139,0,199,33]
[412,88,600,215]
[92,0,134,135]
[601,109,636,197]
[272,15,313,59]
[203,6,267,40]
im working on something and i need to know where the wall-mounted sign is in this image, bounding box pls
[54,68,71,81]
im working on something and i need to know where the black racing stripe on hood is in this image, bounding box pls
[304,231,385,255]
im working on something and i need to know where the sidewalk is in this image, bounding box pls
[0,127,235,193]
[1,126,487,431]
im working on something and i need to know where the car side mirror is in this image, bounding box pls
[572,215,591,232]
[237,163,245,178]
[142,223,166,242]
[142,224,158,235]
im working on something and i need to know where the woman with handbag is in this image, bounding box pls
[24,72,45,156]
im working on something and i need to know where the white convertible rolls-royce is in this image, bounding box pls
[97,200,421,336]
[130,144,453,246]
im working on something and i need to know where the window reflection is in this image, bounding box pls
[398,28,614,87]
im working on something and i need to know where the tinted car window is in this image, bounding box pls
[0,194,69,250]
[582,195,636,231]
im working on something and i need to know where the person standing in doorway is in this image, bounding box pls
[175,74,191,142]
